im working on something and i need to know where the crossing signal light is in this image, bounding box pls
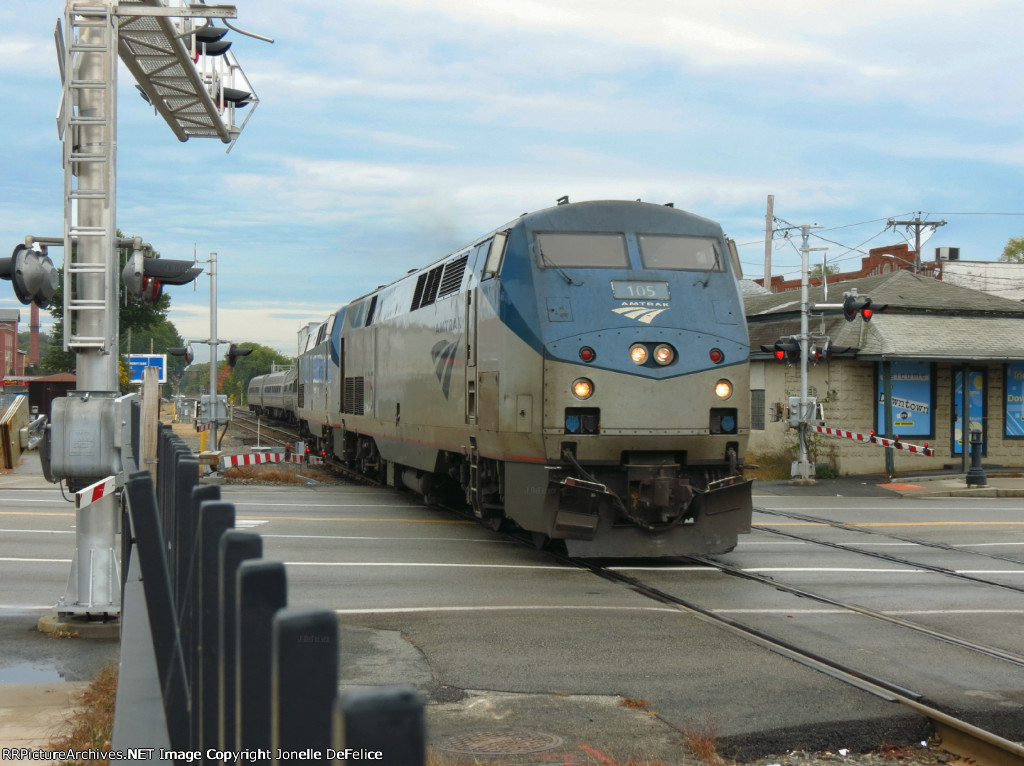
[226,343,252,368]
[122,251,202,303]
[843,293,887,322]
[760,338,800,363]
[823,342,851,361]
[168,342,194,365]
[0,244,58,308]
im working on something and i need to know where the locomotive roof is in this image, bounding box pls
[345,199,723,304]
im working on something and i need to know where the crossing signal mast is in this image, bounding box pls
[3,0,270,623]
[768,225,889,483]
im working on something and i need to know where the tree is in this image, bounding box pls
[1000,237,1024,263]
[221,343,292,403]
[175,344,292,405]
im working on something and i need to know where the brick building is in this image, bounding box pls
[745,270,1024,475]
[0,310,23,378]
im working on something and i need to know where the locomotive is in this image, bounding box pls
[269,200,753,557]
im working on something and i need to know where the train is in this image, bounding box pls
[248,199,753,557]
[246,367,297,422]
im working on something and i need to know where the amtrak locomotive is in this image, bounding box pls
[275,200,752,557]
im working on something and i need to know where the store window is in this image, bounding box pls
[1005,363,1024,439]
[952,368,986,455]
[875,361,934,438]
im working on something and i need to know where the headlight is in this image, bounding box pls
[653,344,675,365]
[715,379,732,399]
[629,343,648,364]
[572,378,594,399]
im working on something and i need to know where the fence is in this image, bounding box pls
[112,425,425,763]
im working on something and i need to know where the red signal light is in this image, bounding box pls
[861,307,873,321]
[774,348,786,361]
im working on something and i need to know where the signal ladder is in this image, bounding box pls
[62,2,118,355]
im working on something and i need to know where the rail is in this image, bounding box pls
[111,425,425,763]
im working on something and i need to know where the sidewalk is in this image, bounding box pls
[0,452,111,752]
[754,470,1024,498]
[0,451,56,489]
[0,683,89,750]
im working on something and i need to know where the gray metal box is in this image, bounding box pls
[49,394,123,482]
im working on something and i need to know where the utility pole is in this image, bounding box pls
[205,251,224,445]
[793,225,826,484]
[887,214,947,272]
[763,194,774,289]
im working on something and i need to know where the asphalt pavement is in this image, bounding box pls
[2,450,1023,760]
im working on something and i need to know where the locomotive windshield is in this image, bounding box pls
[638,234,723,271]
[535,232,724,272]
[536,232,629,268]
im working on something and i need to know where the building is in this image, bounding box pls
[759,242,1024,304]
[0,310,23,378]
[936,259,1024,303]
[745,270,1024,475]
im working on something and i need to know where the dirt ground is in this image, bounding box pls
[166,414,349,485]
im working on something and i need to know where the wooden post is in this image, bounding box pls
[142,365,160,478]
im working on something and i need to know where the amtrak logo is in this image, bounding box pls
[431,339,460,399]
[613,305,669,324]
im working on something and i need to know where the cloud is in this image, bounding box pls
[167,301,336,358]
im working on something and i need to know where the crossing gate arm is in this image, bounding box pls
[814,426,935,457]
[76,475,118,510]
[219,452,325,469]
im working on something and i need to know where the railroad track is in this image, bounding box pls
[487,507,1024,765]
[570,553,1024,766]
[230,410,299,448]
[755,506,1024,567]
[246,459,1024,763]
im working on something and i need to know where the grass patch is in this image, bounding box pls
[682,719,724,766]
[222,464,315,484]
[743,449,792,481]
[50,663,118,762]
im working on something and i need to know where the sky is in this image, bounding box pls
[2,0,1023,362]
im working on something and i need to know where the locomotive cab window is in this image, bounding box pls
[536,232,628,269]
[482,231,509,279]
[638,234,723,271]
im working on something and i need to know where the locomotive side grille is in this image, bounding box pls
[411,273,427,310]
[297,383,305,408]
[343,376,365,415]
[438,254,469,298]
[411,264,445,310]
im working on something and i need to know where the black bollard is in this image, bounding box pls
[966,429,987,486]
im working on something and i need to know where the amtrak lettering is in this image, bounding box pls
[431,338,460,399]
[436,317,462,333]
[613,302,669,324]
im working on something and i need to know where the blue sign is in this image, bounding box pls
[877,361,931,436]
[1007,363,1024,437]
[128,354,167,384]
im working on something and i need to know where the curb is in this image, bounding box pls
[38,612,121,640]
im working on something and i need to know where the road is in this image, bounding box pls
[2,478,1023,762]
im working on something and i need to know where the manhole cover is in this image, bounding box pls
[435,732,564,755]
